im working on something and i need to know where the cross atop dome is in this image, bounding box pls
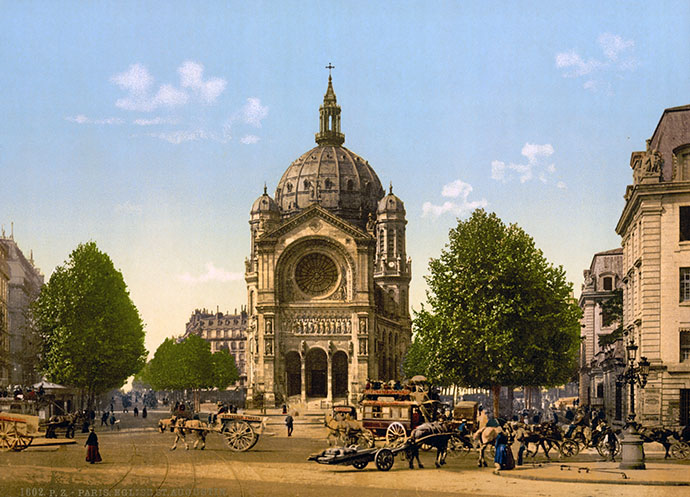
[315,65,345,146]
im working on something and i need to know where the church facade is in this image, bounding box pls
[244,75,411,407]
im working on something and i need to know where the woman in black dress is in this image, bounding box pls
[85,426,102,464]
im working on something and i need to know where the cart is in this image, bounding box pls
[0,412,38,451]
[309,431,454,471]
[216,412,267,452]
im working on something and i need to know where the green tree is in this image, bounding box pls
[211,348,240,389]
[143,335,239,407]
[32,242,147,407]
[414,209,581,416]
[598,288,623,349]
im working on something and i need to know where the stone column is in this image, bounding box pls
[300,355,306,403]
[327,353,333,404]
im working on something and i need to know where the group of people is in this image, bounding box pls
[1,384,45,400]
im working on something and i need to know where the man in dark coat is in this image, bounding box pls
[142,406,147,418]
[285,413,294,437]
[85,427,102,464]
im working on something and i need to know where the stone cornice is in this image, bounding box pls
[616,182,690,235]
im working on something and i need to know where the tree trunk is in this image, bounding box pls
[506,387,514,417]
[491,384,501,417]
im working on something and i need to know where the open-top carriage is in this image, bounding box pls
[0,412,39,451]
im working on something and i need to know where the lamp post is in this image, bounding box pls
[617,335,651,470]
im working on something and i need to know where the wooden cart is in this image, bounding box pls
[0,412,38,451]
[216,412,268,452]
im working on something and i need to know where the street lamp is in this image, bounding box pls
[617,334,651,470]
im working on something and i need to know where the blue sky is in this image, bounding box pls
[1,1,689,355]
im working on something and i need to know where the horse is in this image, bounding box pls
[45,412,78,439]
[473,425,501,467]
[509,421,561,461]
[183,419,209,450]
[638,426,679,459]
[324,413,373,448]
[406,421,453,469]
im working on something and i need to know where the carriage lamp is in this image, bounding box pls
[638,357,650,388]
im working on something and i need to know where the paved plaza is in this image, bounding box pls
[0,410,688,497]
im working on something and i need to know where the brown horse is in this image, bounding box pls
[638,426,680,459]
[406,421,453,469]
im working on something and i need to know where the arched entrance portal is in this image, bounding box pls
[305,348,327,397]
[332,351,348,397]
[285,351,301,397]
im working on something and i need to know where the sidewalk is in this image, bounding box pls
[497,461,690,486]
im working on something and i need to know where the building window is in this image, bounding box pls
[681,268,690,302]
[681,331,690,362]
[596,383,604,398]
[682,389,690,426]
[681,206,690,241]
[603,276,613,291]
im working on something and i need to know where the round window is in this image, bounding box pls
[294,253,338,296]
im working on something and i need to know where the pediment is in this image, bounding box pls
[259,204,372,243]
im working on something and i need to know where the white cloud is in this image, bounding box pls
[65,115,123,124]
[521,143,554,164]
[133,117,180,126]
[555,51,601,77]
[178,61,227,103]
[555,33,637,93]
[241,97,269,127]
[422,179,487,218]
[491,143,560,186]
[491,160,506,181]
[557,181,567,189]
[149,129,208,144]
[111,61,225,112]
[598,33,634,62]
[178,262,243,284]
[240,134,260,144]
[114,201,142,214]
[111,63,153,94]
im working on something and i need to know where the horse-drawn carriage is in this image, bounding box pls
[159,411,267,452]
[360,387,445,448]
[0,412,38,451]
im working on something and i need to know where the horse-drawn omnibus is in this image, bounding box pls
[360,388,443,446]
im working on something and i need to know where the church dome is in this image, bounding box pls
[274,75,385,230]
[250,187,280,219]
[377,187,406,216]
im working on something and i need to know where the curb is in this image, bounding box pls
[497,471,690,486]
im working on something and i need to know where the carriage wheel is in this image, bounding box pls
[14,435,33,452]
[357,429,375,449]
[595,438,620,458]
[447,435,469,457]
[559,439,579,458]
[0,421,19,451]
[352,458,369,469]
[386,422,407,447]
[375,448,395,471]
[224,421,256,452]
[670,441,690,460]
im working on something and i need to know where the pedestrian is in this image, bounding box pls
[285,413,294,437]
[133,406,139,417]
[606,429,618,462]
[142,406,147,418]
[493,428,514,474]
[101,411,108,426]
[282,404,287,414]
[109,412,116,430]
[85,426,102,464]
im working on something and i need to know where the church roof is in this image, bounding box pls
[273,75,385,230]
